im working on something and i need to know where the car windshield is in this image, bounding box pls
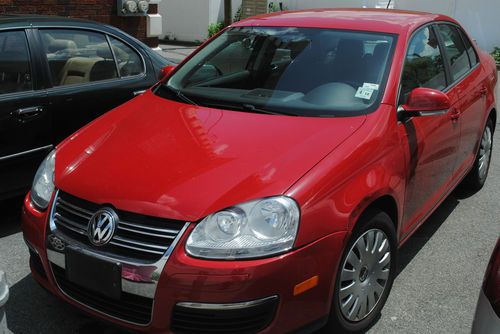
[157,27,396,117]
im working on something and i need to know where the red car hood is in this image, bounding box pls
[55,91,366,221]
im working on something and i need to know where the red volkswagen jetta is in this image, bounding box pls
[22,9,497,333]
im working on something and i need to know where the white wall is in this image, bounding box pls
[394,0,499,52]
[159,0,241,42]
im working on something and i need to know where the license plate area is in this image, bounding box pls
[65,247,122,300]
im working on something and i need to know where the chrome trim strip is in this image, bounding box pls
[57,198,93,216]
[56,201,92,219]
[109,240,166,255]
[54,213,87,231]
[0,145,52,161]
[112,236,169,250]
[119,220,179,235]
[117,225,176,239]
[176,295,279,310]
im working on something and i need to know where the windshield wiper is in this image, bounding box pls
[203,102,297,116]
[162,85,198,106]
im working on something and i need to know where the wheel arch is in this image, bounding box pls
[351,194,400,238]
[489,108,497,131]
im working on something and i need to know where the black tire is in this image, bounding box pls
[461,118,494,192]
[324,209,397,333]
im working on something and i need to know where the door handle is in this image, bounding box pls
[133,90,146,96]
[450,108,461,121]
[11,106,44,122]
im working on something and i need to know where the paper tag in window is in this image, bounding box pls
[363,83,379,90]
[355,87,374,100]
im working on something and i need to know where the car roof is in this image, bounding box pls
[232,8,457,34]
[0,14,121,33]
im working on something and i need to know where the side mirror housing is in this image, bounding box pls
[401,88,451,117]
[159,65,176,81]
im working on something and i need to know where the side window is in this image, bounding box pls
[0,30,33,94]
[109,36,144,77]
[458,28,479,67]
[436,24,471,81]
[401,26,446,99]
[40,29,118,87]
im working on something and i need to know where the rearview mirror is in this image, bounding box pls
[159,65,176,81]
[401,88,451,117]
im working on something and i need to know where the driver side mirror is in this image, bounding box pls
[400,87,451,118]
[159,65,176,81]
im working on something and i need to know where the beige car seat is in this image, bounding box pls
[59,57,103,85]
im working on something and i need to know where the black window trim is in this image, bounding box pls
[34,26,147,92]
[0,28,37,97]
[397,20,481,108]
[434,22,480,89]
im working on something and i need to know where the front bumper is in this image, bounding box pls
[22,193,347,333]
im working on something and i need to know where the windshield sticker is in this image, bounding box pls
[362,83,380,90]
[355,87,374,100]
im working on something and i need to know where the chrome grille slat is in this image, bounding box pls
[119,220,179,235]
[109,241,165,255]
[57,198,94,216]
[55,213,87,231]
[54,217,87,235]
[51,191,184,262]
[56,202,92,220]
[117,224,176,239]
[112,236,169,251]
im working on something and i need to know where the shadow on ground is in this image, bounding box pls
[0,196,24,238]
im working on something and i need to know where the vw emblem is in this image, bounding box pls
[88,208,118,246]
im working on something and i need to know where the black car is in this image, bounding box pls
[0,15,172,199]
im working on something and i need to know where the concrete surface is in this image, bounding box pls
[157,43,197,64]
[0,80,499,333]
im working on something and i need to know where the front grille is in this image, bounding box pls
[52,191,185,262]
[51,264,153,325]
[171,297,278,333]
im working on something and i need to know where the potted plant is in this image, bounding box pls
[491,47,500,70]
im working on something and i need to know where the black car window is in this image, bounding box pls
[437,24,471,81]
[458,28,479,67]
[0,30,33,95]
[39,29,118,87]
[108,36,144,77]
[401,26,446,100]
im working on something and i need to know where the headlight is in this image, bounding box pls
[30,150,56,210]
[186,196,300,259]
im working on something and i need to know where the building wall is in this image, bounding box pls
[279,0,499,52]
[0,0,161,47]
[159,0,241,42]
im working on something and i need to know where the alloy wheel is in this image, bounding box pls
[339,229,391,322]
[478,126,492,180]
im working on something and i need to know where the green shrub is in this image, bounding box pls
[491,47,500,64]
[234,5,242,22]
[208,22,224,38]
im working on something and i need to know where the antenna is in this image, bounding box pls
[387,0,392,9]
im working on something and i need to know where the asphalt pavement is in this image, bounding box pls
[0,78,499,334]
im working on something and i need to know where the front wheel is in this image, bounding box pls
[461,118,494,192]
[325,210,397,333]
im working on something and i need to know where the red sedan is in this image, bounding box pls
[22,9,497,333]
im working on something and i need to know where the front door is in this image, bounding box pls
[0,29,51,198]
[398,25,461,236]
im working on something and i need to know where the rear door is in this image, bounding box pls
[435,23,486,176]
[36,28,155,144]
[0,29,51,198]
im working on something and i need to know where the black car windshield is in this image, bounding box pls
[158,27,396,117]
